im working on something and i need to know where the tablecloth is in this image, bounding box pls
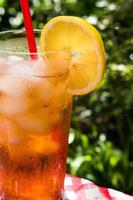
[63,174,133,200]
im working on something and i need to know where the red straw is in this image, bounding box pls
[20,0,38,59]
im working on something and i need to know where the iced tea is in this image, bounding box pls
[0,31,72,200]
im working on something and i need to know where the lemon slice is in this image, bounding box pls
[40,16,105,95]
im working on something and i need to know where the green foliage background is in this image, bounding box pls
[0,0,133,195]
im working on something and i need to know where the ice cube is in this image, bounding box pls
[27,134,59,155]
[0,75,28,96]
[0,117,24,144]
[8,56,23,61]
[16,107,51,134]
[31,78,55,106]
[6,122,24,144]
[0,59,46,96]
[45,50,69,75]
[0,60,10,75]
[50,81,69,109]
[0,94,36,115]
[6,59,46,77]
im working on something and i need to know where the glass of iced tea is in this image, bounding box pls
[0,30,72,200]
[0,15,105,200]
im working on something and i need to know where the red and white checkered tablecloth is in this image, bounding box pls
[63,174,133,200]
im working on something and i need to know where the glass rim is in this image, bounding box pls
[0,29,41,34]
[0,29,41,56]
[0,29,67,56]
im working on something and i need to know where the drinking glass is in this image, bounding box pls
[0,30,72,200]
